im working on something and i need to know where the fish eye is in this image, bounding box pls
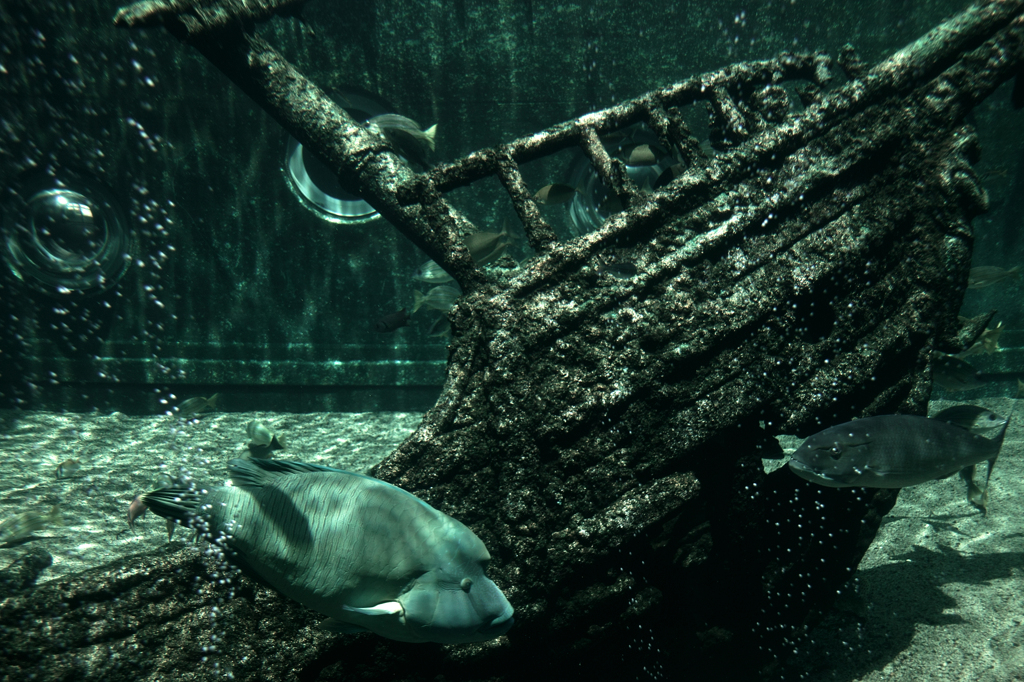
[824,446,843,460]
[460,578,473,592]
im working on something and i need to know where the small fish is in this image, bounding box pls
[55,459,81,479]
[366,114,437,166]
[957,322,1003,358]
[533,184,579,205]
[428,315,452,339]
[968,265,1020,289]
[619,143,658,166]
[413,286,460,314]
[788,409,1010,494]
[932,354,985,392]
[245,420,286,457]
[465,227,509,266]
[412,260,455,284]
[175,394,219,418]
[0,506,62,545]
[374,308,411,333]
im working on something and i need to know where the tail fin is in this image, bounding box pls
[140,487,203,523]
[964,380,1022,514]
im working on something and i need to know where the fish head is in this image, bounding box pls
[787,423,878,487]
[395,517,514,644]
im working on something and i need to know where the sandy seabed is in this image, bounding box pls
[1,401,1023,681]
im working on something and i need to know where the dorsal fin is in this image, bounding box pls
[931,404,995,430]
[226,458,435,511]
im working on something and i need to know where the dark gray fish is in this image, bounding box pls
[788,412,1009,491]
[968,265,1020,289]
[176,394,219,417]
[141,458,514,644]
[374,308,411,333]
[933,354,985,392]
[366,114,436,166]
[533,184,578,205]
[931,404,1007,435]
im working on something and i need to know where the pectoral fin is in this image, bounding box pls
[320,617,370,634]
[960,459,996,516]
[342,601,404,617]
[320,601,405,635]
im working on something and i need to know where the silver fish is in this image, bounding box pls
[175,394,219,417]
[0,505,62,544]
[141,458,514,644]
[788,411,1009,491]
[56,459,81,479]
[245,420,274,446]
[968,265,1020,289]
[428,315,452,339]
[413,286,460,315]
[533,183,578,205]
[619,143,659,166]
[412,260,455,284]
[958,322,1004,358]
[366,114,437,165]
[245,420,285,458]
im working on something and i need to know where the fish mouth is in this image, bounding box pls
[478,613,514,638]
[787,459,837,482]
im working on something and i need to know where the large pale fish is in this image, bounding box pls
[141,458,514,644]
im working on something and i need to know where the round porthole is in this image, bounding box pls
[284,89,397,225]
[565,123,679,238]
[3,178,133,296]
